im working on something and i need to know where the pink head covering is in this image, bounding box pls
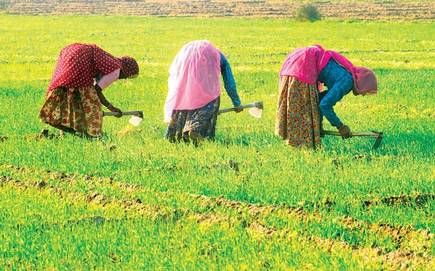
[164,40,221,123]
[352,67,377,95]
[320,50,378,95]
[281,45,378,95]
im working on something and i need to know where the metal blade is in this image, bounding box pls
[128,116,143,126]
[372,132,383,149]
[248,107,263,118]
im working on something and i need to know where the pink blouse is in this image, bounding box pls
[97,69,120,90]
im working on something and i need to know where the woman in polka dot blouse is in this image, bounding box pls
[39,43,139,138]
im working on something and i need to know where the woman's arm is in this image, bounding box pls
[319,80,352,128]
[95,84,122,117]
[220,53,242,108]
[95,69,122,117]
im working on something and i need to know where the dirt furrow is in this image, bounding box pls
[363,193,435,208]
[3,1,435,20]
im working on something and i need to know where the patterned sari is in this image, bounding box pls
[39,87,103,137]
[165,97,220,143]
[275,76,321,148]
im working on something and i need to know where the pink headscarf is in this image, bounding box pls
[164,40,221,123]
[280,45,378,95]
[319,49,377,95]
[352,67,377,95]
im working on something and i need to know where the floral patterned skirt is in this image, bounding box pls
[39,87,103,137]
[165,97,220,142]
[275,76,321,148]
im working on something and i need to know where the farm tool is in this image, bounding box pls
[103,110,144,127]
[322,130,384,149]
[218,101,263,118]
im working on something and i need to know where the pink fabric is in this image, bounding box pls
[352,67,377,95]
[280,45,378,95]
[164,40,221,123]
[97,69,120,90]
[279,45,324,85]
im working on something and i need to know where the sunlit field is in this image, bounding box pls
[0,15,434,269]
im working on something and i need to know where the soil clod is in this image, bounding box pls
[36,180,47,188]
[228,159,240,173]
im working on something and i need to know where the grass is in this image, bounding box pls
[0,15,434,270]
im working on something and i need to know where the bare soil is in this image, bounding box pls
[1,0,434,20]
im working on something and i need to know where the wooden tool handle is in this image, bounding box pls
[323,130,380,137]
[218,101,262,114]
[103,111,143,117]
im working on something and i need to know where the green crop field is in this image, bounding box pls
[0,15,434,270]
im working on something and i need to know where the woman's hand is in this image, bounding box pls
[95,85,121,118]
[338,124,352,139]
[107,104,122,118]
[234,105,244,113]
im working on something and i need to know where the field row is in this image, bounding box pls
[0,163,433,269]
